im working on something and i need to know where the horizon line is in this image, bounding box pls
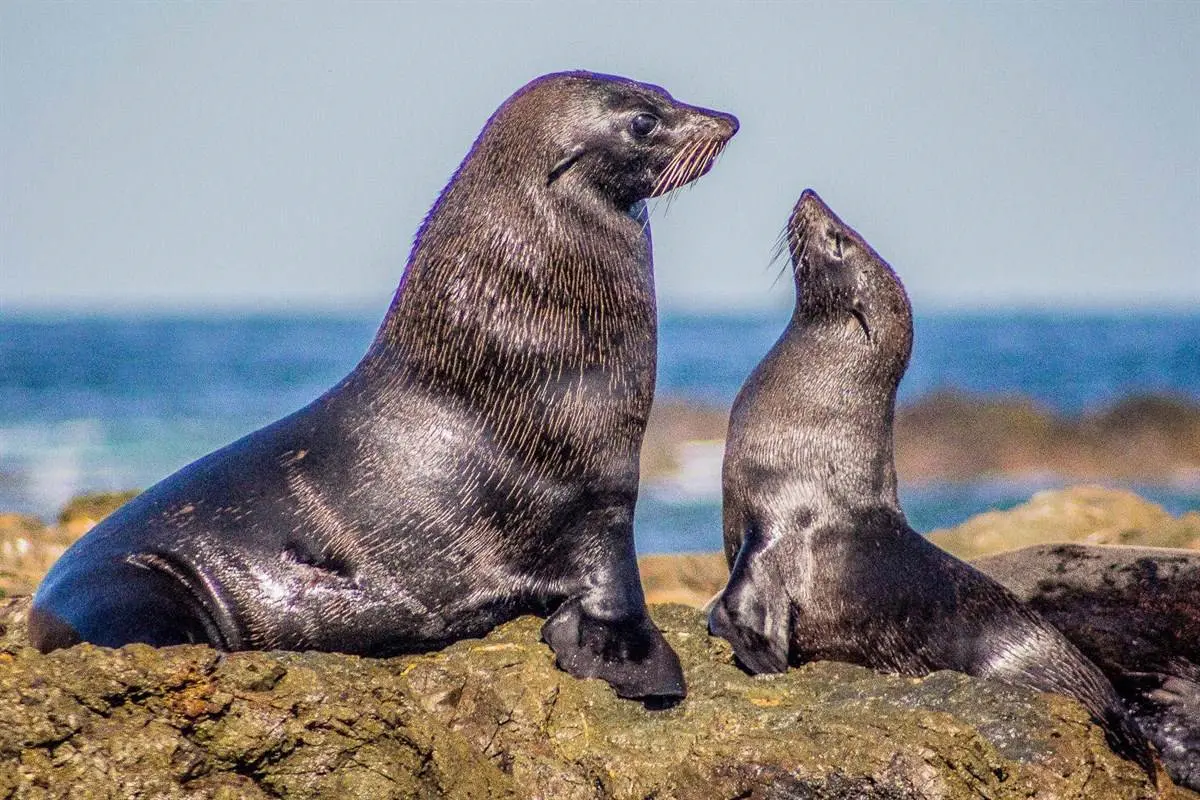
[4,302,1200,321]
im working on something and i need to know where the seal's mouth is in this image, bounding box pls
[650,136,731,197]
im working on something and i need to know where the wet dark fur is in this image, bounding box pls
[709,190,1155,774]
[31,71,737,701]
[977,544,1200,789]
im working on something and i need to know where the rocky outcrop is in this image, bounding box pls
[926,485,1200,561]
[0,599,1180,799]
[893,392,1200,484]
[4,487,1199,797]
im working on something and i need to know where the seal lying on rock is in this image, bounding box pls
[31,71,738,701]
[709,189,1155,773]
[976,543,1200,789]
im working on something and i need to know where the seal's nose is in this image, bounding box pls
[704,110,738,139]
[718,112,740,138]
[795,188,831,219]
[689,106,739,139]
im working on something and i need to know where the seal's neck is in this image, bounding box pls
[355,163,657,403]
[779,317,904,513]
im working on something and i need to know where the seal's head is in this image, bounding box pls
[786,189,913,382]
[470,71,739,210]
[379,70,738,372]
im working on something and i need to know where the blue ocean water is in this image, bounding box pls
[1,311,1198,552]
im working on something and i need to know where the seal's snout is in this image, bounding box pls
[788,189,839,255]
[712,111,739,138]
[649,105,737,197]
[795,188,831,220]
[696,110,738,143]
[679,105,738,141]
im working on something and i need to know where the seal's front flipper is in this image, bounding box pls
[542,597,686,702]
[708,540,791,675]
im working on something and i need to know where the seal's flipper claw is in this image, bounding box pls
[542,598,686,702]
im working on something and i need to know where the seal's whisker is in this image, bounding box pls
[702,141,719,178]
[655,139,701,213]
[652,157,676,197]
[652,135,729,215]
[672,139,710,202]
[660,183,679,217]
[769,256,792,290]
[697,138,725,185]
[681,139,712,186]
[650,154,674,196]
[660,139,700,195]
[674,138,707,185]
[636,201,652,235]
[679,141,707,190]
[769,225,791,271]
[653,140,693,197]
[696,142,725,190]
[767,222,793,290]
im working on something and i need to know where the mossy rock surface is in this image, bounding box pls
[1,599,1177,799]
[4,487,1199,796]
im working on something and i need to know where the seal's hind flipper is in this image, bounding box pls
[978,616,1158,780]
[30,551,236,652]
[541,597,685,702]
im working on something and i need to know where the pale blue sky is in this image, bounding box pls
[3,2,1198,313]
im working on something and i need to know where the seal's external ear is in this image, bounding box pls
[708,543,791,674]
[850,298,871,340]
[542,597,686,703]
[547,144,588,186]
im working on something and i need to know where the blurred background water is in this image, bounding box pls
[2,310,1198,552]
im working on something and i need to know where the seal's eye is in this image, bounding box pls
[629,113,660,138]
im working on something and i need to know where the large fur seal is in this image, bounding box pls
[708,189,1155,772]
[31,71,738,701]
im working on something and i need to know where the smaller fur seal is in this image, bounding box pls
[709,189,1156,775]
[30,71,738,702]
